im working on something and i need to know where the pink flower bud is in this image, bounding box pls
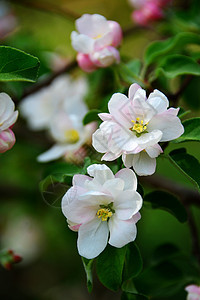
[90,46,120,68]
[185,285,200,300]
[0,128,16,153]
[77,53,97,73]
[108,21,123,47]
[132,1,163,26]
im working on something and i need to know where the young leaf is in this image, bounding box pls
[169,148,200,190]
[96,244,127,291]
[156,55,200,79]
[144,32,200,66]
[83,109,101,125]
[123,242,143,282]
[175,118,200,143]
[121,292,149,300]
[81,257,94,293]
[0,46,40,82]
[144,191,187,223]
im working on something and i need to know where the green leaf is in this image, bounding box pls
[83,109,101,125]
[81,257,94,293]
[183,77,200,110]
[123,243,143,281]
[96,244,127,291]
[144,191,187,223]
[126,59,142,77]
[144,32,200,66]
[152,243,180,264]
[175,118,200,143]
[121,292,149,300]
[0,46,40,82]
[169,148,200,190]
[156,55,200,79]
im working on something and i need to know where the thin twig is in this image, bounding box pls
[10,0,80,20]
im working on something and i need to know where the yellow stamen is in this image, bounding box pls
[97,208,113,221]
[130,118,148,134]
[64,129,79,143]
[94,34,102,39]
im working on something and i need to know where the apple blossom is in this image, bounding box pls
[20,75,88,130]
[185,285,200,300]
[92,83,184,176]
[71,14,122,71]
[62,164,143,259]
[0,93,18,153]
[37,112,96,162]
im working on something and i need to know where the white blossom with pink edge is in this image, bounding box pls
[62,164,142,259]
[185,285,200,300]
[0,93,18,153]
[92,83,184,176]
[71,14,122,72]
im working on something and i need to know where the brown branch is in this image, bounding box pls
[140,174,200,207]
[10,0,80,20]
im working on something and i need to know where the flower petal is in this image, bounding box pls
[92,128,110,153]
[147,89,169,113]
[145,144,163,158]
[148,111,184,142]
[78,218,109,259]
[76,14,108,37]
[87,164,114,184]
[108,217,137,248]
[128,83,141,100]
[71,31,94,54]
[115,168,137,191]
[132,151,156,176]
[37,144,69,162]
[114,190,143,220]
[122,153,134,168]
[72,174,91,188]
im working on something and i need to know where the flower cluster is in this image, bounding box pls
[20,75,96,163]
[128,0,171,26]
[185,285,200,300]
[0,93,18,153]
[71,14,123,72]
[62,164,142,259]
[92,83,184,176]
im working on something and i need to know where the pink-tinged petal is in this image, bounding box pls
[94,32,113,51]
[108,93,132,128]
[132,212,141,223]
[78,218,109,259]
[0,93,18,130]
[147,89,169,113]
[72,174,91,188]
[166,107,179,116]
[132,10,148,26]
[68,220,81,232]
[132,151,156,176]
[101,151,121,161]
[115,168,137,191]
[98,113,112,121]
[185,285,200,295]
[114,190,143,220]
[76,14,108,38]
[108,217,137,248]
[0,111,18,131]
[87,164,114,184]
[148,112,184,142]
[37,144,70,162]
[79,191,113,205]
[122,153,134,168]
[128,83,142,100]
[108,21,123,47]
[71,31,94,54]
[90,46,120,67]
[0,128,15,153]
[77,53,97,72]
[132,90,156,123]
[145,143,163,158]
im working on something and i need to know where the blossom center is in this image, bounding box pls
[96,202,115,221]
[64,129,79,143]
[130,117,148,135]
[94,34,102,39]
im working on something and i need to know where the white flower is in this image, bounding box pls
[0,93,18,131]
[62,164,143,259]
[92,83,184,176]
[19,75,88,130]
[37,112,96,162]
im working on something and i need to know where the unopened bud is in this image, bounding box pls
[0,128,16,153]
